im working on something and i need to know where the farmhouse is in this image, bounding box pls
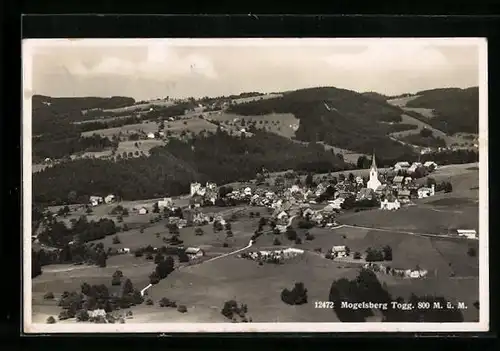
[424,161,438,170]
[147,132,155,139]
[89,196,103,207]
[394,161,410,171]
[185,247,204,259]
[158,197,173,209]
[380,194,401,211]
[397,189,411,203]
[392,176,404,188]
[355,176,364,186]
[456,229,478,239]
[418,184,435,198]
[331,245,348,258]
[104,194,116,204]
[138,207,149,215]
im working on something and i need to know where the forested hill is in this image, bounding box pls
[226,87,416,159]
[33,129,350,205]
[405,87,479,135]
[32,95,135,134]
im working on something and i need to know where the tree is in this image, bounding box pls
[155,256,175,279]
[86,207,93,214]
[339,174,346,182]
[285,227,298,241]
[195,227,204,236]
[382,245,393,261]
[420,128,433,137]
[96,251,107,268]
[152,203,160,213]
[177,305,188,313]
[76,309,90,322]
[305,173,314,187]
[467,247,477,257]
[444,181,453,193]
[46,316,56,324]
[111,270,123,286]
[178,250,190,262]
[273,238,282,246]
[426,177,437,187]
[154,253,165,264]
[122,278,134,295]
[149,271,160,285]
[112,235,121,244]
[44,291,55,300]
[353,252,361,260]
[281,282,308,305]
[348,173,355,183]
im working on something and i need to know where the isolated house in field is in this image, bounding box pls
[418,184,435,198]
[456,229,478,239]
[185,247,204,259]
[138,207,149,215]
[104,194,116,204]
[147,132,155,139]
[89,196,103,207]
[331,245,347,258]
[380,194,401,211]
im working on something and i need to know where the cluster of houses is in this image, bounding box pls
[240,248,304,264]
[363,262,429,279]
[89,194,116,207]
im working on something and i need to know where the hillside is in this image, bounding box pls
[226,87,417,159]
[33,129,350,205]
[405,87,479,135]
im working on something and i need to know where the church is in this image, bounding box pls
[367,153,382,191]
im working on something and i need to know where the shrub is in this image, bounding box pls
[44,292,55,300]
[195,227,204,236]
[177,305,188,313]
[226,230,234,237]
[46,316,56,324]
[159,297,177,308]
[305,233,315,241]
[223,242,229,248]
[76,309,90,322]
[281,282,308,305]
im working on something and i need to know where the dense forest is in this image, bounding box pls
[405,87,479,135]
[33,129,350,205]
[226,87,417,158]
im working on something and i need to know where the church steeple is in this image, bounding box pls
[371,152,377,171]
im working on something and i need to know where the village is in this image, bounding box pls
[63,154,477,284]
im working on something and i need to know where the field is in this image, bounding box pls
[164,118,218,135]
[81,121,159,138]
[115,139,165,156]
[231,93,283,104]
[387,98,477,147]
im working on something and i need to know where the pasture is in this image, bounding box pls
[102,99,175,114]
[208,112,299,139]
[164,118,218,135]
[116,139,165,156]
[231,93,283,105]
[146,252,355,322]
[81,121,159,138]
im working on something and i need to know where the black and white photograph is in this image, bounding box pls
[22,38,488,333]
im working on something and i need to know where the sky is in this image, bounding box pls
[25,39,483,101]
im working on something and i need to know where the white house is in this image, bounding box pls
[456,229,478,239]
[355,176,364,186]
[158,197,173,209]
[88,309,107,318]
[276,211,289,225]
[380,196,401,211]
[190,182,203,196]
[147,132,155,139]
[89,196,103,207]
[104,194,116,204]
[418,184,435,198]
[424,161,438,170]
[367,153,382,191]
[331,245,348,258]
[394,161,410,171]
[185,247,204,259]
[138,207,149,215]
[244,187,252,196]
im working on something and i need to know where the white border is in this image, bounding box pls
[22,38,489,333]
